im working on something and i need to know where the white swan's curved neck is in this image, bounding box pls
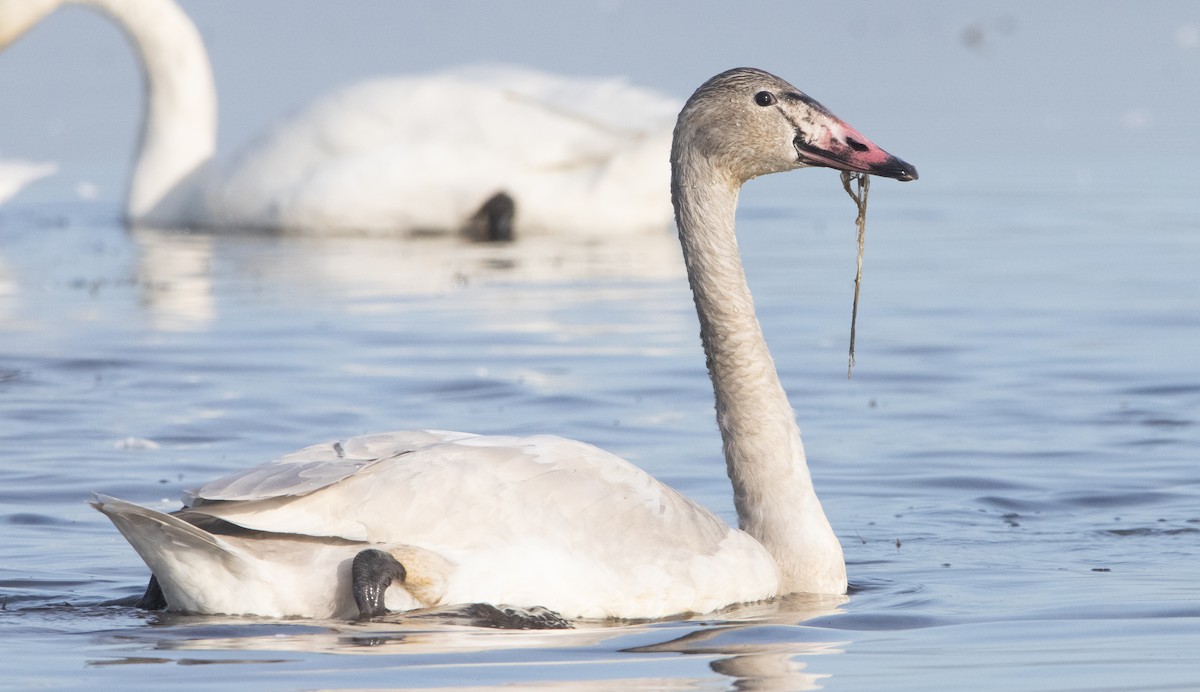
[80,0,216,224]
[673,150,846,595]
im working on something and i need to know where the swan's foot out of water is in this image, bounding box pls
[352,548,408,619]
[463,191,516,242]
[136,574,167,610]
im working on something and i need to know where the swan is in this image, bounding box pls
[0,158,55,205]
[0,0,676,238]
[91,67,917,621]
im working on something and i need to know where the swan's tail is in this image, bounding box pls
[90,494,244,609]
[90,494,363,618]
[92,493,224,554]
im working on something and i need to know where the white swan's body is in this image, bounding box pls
[97,431,780,619]
[208,67,675,236]
[92,68,917,620]
[0,158,56,205]
[0,0,675,236]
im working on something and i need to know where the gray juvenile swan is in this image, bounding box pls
[0,0,676,238]
[92,68,917,620]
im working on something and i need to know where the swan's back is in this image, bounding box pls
[176,430,779,618]
[190,431,740,557]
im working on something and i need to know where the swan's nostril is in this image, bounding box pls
[845,137,869,153]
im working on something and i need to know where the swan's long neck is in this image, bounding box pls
[80,0,216,225]
[672,147,847,595]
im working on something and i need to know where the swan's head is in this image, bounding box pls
[673,67,917,184]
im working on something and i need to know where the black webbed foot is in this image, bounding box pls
[135,574,167,610]
[406,603,572,629]
[461,603,573,630]
[464,191,516,242]
[352,548,407,619]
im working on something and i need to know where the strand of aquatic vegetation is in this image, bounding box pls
[841,170,870,379]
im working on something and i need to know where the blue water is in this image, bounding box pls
[2,158,1198,689]
[4,1,1200,688]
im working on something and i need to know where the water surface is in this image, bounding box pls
[2,159,1198,689]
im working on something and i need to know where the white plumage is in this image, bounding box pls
[91,68,917,620]
[0,0,676,236]
[0,158,55,205]
[97,431,779,619]
[207,67,676,236]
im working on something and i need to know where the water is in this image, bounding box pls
[2,157,1198,690]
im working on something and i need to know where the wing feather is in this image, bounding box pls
[184,432,734,559]
[184,430,477,504]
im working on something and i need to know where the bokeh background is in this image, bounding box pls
[3,0,1198,200]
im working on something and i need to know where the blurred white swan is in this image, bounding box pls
[92,68,916,621]
[0,0,676,238]
[0,158,55,205]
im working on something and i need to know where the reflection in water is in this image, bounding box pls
[131,225,685,329]
[142,616,622,656]
[624,595,848,691]
[713,654,829,692]
[0,253,14,323]
[103,595,847,690]
[133,228,215,331]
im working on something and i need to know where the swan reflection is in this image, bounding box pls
[107,595,846,690]
[132,225,685,330]
[133,228,215,331]
[624,594,848,691]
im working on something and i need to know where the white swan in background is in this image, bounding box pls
[0,0,676,238]
[0,158,55,205]
[91,68,917,621]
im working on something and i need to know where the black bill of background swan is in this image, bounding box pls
[91,68,917,622]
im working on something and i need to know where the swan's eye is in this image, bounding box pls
[753,91,777,107]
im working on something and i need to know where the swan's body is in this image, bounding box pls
[207,67,675,236]
[92,68,917,620]
[0,158,55,205]
[96,431,780,619]
[0,0,676,236]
